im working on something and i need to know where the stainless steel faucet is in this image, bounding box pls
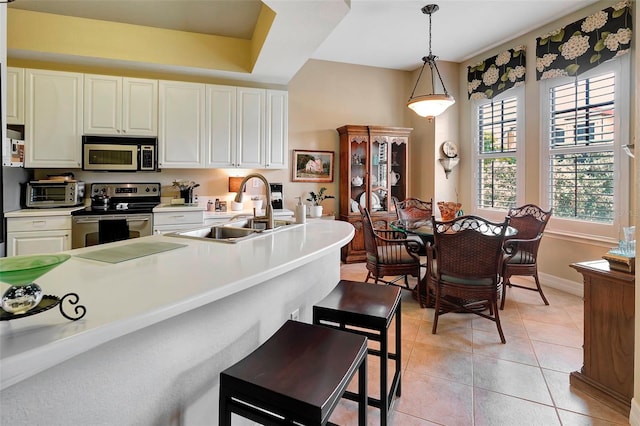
[234,173,274,230]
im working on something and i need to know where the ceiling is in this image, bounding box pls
[8,0,600,83]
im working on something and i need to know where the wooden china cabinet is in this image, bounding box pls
[337,125,412,263]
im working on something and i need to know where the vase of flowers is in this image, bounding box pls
[307,187,334,218]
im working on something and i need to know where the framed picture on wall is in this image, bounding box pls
[292,150,334,183]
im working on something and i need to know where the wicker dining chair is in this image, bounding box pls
[361,207,422,288]
[500,204,553,310]
[393,198,433,222]
[393,197,433,255]
[425,215,510,343]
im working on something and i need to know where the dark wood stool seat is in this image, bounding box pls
[219,320,368,426]
[313,279,402,425]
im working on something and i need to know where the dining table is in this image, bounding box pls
[390,218,518,308]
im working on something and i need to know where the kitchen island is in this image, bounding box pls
[0,219,354,425]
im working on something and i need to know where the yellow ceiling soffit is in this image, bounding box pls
[7,9,255,74]
[250,4,276,71]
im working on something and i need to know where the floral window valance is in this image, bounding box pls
[536,1,633,80]
[467,46,526,100]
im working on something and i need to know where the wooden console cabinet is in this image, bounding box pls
[337,125,412,263]
[569,260,634,415]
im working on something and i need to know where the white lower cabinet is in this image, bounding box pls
[6,216,72,256]
[153,210,204,234]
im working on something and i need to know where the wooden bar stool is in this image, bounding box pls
[313,279,402,425]
[219,320,368,426]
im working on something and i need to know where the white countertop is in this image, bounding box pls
[0,219,353,389]
[4,206,86,217]
[5,206,294,219]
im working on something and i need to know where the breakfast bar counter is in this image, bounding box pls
[0,219,354,425]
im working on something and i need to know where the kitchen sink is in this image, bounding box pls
[166,218,300,243]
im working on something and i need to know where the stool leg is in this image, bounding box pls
[358,355,368,426]
[380,328,389,426]
[218,387,231,426]
[395,298,402,397]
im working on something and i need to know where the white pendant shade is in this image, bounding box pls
[407,94,455,118]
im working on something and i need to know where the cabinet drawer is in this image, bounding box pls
[153,211,204,226]
[7,216,71,232]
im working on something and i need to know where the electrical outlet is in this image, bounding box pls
[290,308,300,321]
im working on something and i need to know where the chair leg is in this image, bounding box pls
[365,271,373,283]
[500,276,510,310]
[424,280,432,309]
[432,285,441,335]
[492,297,506,344]
[534,273,550,305]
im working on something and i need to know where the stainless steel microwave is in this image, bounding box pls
[25,181,85,208]
[82,136,157,171]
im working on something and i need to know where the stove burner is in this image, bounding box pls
[72,182,162,216]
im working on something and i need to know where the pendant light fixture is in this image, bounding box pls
[407,4,455,119]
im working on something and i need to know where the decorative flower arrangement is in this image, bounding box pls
[307,187,334,206]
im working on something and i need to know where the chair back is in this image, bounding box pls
[506,204,552,240]
[394,198,433,222]
[361,207,379,262]
[431,215,509,281]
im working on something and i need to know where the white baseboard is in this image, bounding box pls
[537,272,584,298]
[629,398,639,425]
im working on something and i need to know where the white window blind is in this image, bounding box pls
[476,96,519,210]
[547,73,615,222]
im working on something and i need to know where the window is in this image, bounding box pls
[472,87,524,216]
[541,57,629,240]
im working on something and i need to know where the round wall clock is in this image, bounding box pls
[441,141,458,158]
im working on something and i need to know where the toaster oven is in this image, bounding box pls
[24,181,85,208]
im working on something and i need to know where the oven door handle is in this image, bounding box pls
[73,218,101,224]
[126,218,150,223]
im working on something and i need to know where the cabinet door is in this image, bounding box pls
[389,140,408,207]
[6,230,71,256]
[123,77,158,136]
[236,87,265,168]
[6,67,25,125]
[84,74,122,135]
[205,84,236,168]
[370,136,390,213]
[25,69,83,168]
[158,80,205,168]
[264,90,288,169]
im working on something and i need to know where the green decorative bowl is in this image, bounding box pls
[0,254,71,314]
[0,254,70,286]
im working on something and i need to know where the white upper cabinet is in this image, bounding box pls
[236,87,265,168]
[158,80,206,168]
[25,69,83,169]
[265,90,288,169]
[6,67,25,125]
[205,84,236,168]
[205,86,287,169]
[84,74,157,136]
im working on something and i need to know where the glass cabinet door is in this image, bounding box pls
[370,137,388,213]
[349,137,367,213]
[389,141,407,209]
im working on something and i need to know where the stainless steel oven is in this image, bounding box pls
[71,182,160,249]
[72,213,153,248]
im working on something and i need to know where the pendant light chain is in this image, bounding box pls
[407,4,455,118]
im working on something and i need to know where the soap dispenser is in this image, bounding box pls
[295,197,306,224]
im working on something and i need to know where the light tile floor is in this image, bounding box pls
[329,262,630,426]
